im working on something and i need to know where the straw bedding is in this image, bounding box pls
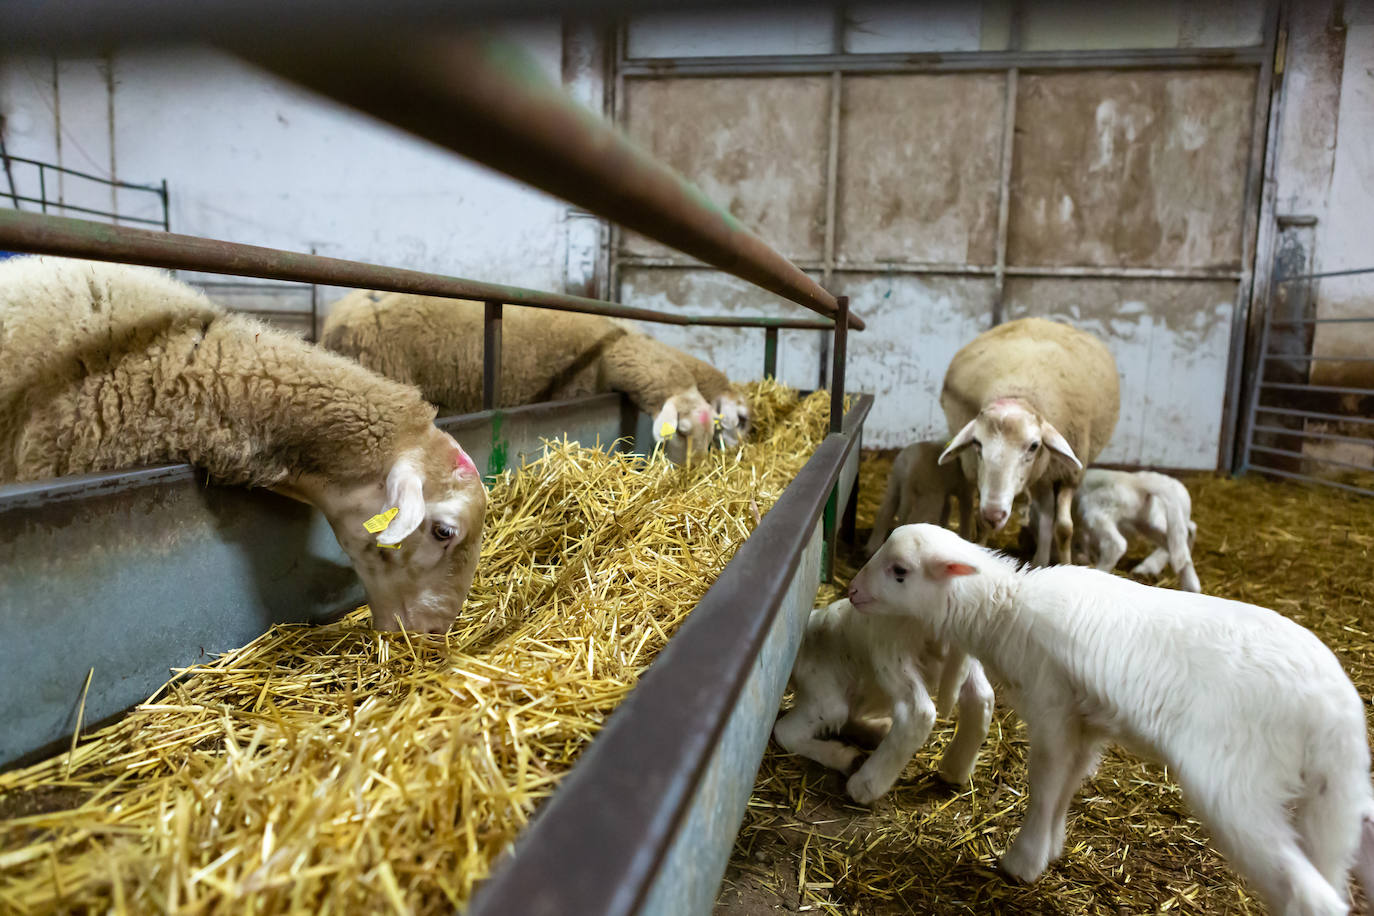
[0,380,833,915]
[716,455,1374,915]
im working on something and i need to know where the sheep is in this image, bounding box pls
[320,291,716,463]
[0,256,488,634]
[864,440,971,557]
[938,316,1120,567]
[669,348,752,449]
[773,597,995,805]
[850,523,1374,915]
[1072,468,1201,592]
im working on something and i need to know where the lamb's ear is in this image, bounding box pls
[377,456,427,545]
[442,432,479,479]
[1041,422,1082,470]
[653,401,679,443]
[939,419,979,465]
[923,555,979,580]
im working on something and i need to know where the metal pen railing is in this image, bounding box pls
[1238,264,1374,497]
[0,153,169,230]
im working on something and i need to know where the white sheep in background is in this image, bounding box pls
[0,257,488,634]
[939,317,1120,566]
[774,597,995,805]
[865,440,971,557]
[321,291,717,463]
[1073,468,1201,592]
[850,523,1374,915]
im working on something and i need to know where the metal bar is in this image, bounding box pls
[1,154,166,193]
[467,395,871,916]
[619,46,1267,78]
[0,132,20,210]
[1262,353,1374,364]
[1243,464,1374,498]
[1253,425,1374,448]
[1274,266,1374,283]
[991,66,1018,326]
[242,35,863,330]
[1270,317,1374,326]
[483,300,503,411]
[1256,405,1374,426]
[1239,264,1276,474]
[1260,381,1374,397]
[829,296,848,437]
[763,326,779,379]
[161,178,170,232]
[4,194,167,226]
[0,209,812,329]
[1003,264,1243,280]
[1249,444,1374,475]
[618,255,1245,282]
[681,315,832,329]
[38,166,47,214]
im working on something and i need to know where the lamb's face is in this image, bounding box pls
[324,430,488,633]
[938,400,1081,531]
[848,524,976,632]
[713,390,752,450]
[653,389,716,463]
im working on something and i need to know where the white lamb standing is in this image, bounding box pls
[864,440,971,557]
[1073,468,1201,592]
[939,317,1120,566]
[773,597,995,805]
[321,291,720,463]
[850,523,1374,916]
[0,257,488,634]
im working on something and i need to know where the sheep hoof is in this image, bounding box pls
[845,770,888,806]
[998,845,1046,884]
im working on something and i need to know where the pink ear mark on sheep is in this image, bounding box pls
[925,558,977,580]
[451,444,478,478]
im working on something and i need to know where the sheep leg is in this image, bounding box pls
[773,695,861,775]
[1001,713,1087,882]
[1054,484,1076,566]
[865,468,902,557]
[846,689,937,805]
[937,662,995,785]
[1091,521,1128,574]
[1031,485,1055,567]
[1047,735,1103,862]
[1132,546,1170,578]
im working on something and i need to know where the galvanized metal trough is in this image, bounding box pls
[0,388,869,915]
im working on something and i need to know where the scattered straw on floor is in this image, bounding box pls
[717,456,1374,916]
[0,380,833,915]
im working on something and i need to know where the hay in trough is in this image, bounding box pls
[717,455,1374,916]
[0,380,834,915]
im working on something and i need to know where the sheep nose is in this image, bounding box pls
[981,506,1008,528]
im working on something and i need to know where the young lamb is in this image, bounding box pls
[1073,468,1201,592]
[939,317,1120,566]
[850,523,1374,915]
[774,597,994,805]
[864,440,971,557]
[0,256,488,634]
[320,290,716,463]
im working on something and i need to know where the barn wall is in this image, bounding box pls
[0,23,575,314]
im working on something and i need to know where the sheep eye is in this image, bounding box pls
[432,522,456,541]
[1028,441,1040,453]
[892,564,909,582]
[971,439,981,450]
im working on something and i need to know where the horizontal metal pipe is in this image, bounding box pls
[7,194,167,226]
[1259,380,1374,397]
[1255,405,1374,426]
[1249,444,1374,474]
[1269,317,1374,326]
[620,46,1267,77]
[1244,464,1374,498]
[240,35,863,330]
[1274,266,1374,283]
[1002,264,1243,281]
[1262,353,1374,363]
[1252,425,1374,447]
[0,209,824,330]
[620,256,1244,282]
[2,154,167,192]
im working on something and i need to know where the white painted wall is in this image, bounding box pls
[0,25,573,310]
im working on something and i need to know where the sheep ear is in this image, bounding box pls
[939,419,979,465]
[377,456,427,545]
[442,432,479,479]
[923,556,978,580]
[653,401,679,443]
[1041,422,1082,470]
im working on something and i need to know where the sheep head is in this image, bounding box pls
[307,426,487,633]
[653,388,715,464]
[937,398,1079,531]
[712,387,753,450]
[848,523,979,638]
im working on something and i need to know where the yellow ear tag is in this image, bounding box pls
[658,421,676,439]
[713,416,721,428]
[363,506,399,534]
[377,542,401,550]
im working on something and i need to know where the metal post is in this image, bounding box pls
[483,299,503,412]
[160,178,170,231]
[763,326,778,379]
[1237,281,1275,475]
[829,296,848,435]
[38,165,47,213]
